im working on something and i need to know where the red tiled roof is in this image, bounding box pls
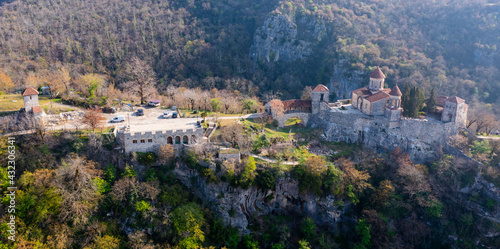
[352,87,372,96]
[436,96,448,107]
[365,91,390,103]
[389,85,402,96]
[312,84,329,92]
[369,68,386,79]
[22,87,39,96]
[380,88,391,94]
[32,106,43,114]
[282,99,311,109]
[447,96,465,104]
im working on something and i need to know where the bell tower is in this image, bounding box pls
[369,68,385,92]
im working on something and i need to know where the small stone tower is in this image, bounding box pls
[385,84,403,122]
[442,96,468,128]
[22,87,40,113]
[369,68,385,92]
[311,84,329,115]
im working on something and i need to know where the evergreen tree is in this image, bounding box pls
[418,87,426,112]
[426,88,437,113]
[402,83,411,116]
[408,87,418,118]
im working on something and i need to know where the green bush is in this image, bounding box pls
[134,200,151,212]
[137,152,157,165]
[255,170,276,190]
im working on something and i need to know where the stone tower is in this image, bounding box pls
[385,84,403,122]
[311,84,329,114]
[442,96,468,128]
[22,87,40,113]
[369,68,385,92]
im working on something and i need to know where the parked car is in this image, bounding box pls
[172,106,177,111]
[111,115,125,123]
[137,109,144,116]
[172,112,178,118]
[163,111,169,119]
[148,99,161,107]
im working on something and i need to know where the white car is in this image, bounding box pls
[111,115,125,123]
[163,112,169,119]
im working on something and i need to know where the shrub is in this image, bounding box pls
[137,152,157,165]
[134,200,151,213]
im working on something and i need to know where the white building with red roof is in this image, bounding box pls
[22,87,42,114]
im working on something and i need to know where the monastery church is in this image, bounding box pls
[351,68,403,122]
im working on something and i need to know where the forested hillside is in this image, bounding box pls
[0,0,498,102]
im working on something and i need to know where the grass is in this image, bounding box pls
[0,94,63,111]
[284,117,303,126]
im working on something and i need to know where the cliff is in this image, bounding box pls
[174,162,346,233]
[250,14,326,63]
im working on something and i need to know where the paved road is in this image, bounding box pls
[251,153,299,165]
[477,136,500,140]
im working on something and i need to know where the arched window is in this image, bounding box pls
[183,135,188,144]
[167,136,173,144]
[175,136,181,144]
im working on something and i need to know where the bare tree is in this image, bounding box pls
[82,106,105,133]
[124,57,156,104]
[158,144,175,164]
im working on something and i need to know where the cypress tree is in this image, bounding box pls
[402,83,411,116]
[427,88,437,113]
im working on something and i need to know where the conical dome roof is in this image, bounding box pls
[389,85,402,96]
[369,68,386,79]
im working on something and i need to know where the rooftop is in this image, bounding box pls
[369,68,386,79]
[22,87,39,96]
[312,84,329,92]
[120,118,203,133]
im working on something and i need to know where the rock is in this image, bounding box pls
[250,14,325,63]
[174,163,345,233]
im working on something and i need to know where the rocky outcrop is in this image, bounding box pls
[250,14,326,63]
[311,111,459,164]
[174,162,345,233]
[329,61,366,100]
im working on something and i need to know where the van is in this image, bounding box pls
[111,116,125,123]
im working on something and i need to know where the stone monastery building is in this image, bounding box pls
[351,68,403,122]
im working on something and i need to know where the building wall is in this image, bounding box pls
[369,78,384,90]
[455,103,468,128]
[441,101,457,123]
[311,110,459,163]
[23,95,39,112]
[361,101,372,115]
[311,91,329,114]
[119,128,204,153]
[370,99,387,116]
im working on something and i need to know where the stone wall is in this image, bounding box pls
[311,110,459,163]
[118,127,203,153]
[278,112,311,128]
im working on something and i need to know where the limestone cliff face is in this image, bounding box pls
[174,163,345,233]
[329,61,366,100]
[250,14,326,63]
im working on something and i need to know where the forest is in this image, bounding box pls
[0,0,500,248]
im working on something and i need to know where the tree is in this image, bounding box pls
[171,203,206,249]
[158,144,175,164]
[124,57,156,104]
[242,98,258,113]
[82,106,105,133]
[301,86,312,100]
[58,67,72,95]
[0,72,14,92]
[210,98,222,112]
[426,88,437,113]
[240,156,257,188]
[55,154,102,227]
[269,99,285,122]
[79,74,106,97]
[401,83,411,116]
